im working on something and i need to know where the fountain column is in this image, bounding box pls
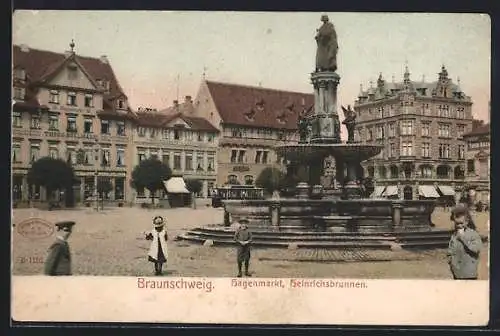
[310,72,342,144]
[343,156,363,199]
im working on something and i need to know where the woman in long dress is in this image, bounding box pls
[145,216,169,275]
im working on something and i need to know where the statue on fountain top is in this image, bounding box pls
[315,14,338,72]
[341,105,357,143]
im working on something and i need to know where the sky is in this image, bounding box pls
[12,11,491,122]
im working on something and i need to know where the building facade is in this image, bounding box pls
[189,80,314,187]
[463,121,490,203]
[354,65,474,200]
[12,43,136,204]
[132,98,219,200]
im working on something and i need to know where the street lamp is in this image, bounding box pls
[93,137,100,211]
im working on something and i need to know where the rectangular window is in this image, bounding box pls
[66,146,76,165]
[150,128,157,139]
[116,100,124,109]
[162,153,170,167]
[230,150,238,163]
[138,127,146,137]
[101,120,110,134]
[174,129,180,140]
[49,90,60,104]
[116,148,125,167]
[185,131,193,142]
[12,112,22,127]
[207,133,215,142]
[238,150,246,163]
[150,151,158,160]
[421,143,430,158]
[400,120,413,135]
[367,128,373,141]
[162,129,171,139]
[401,142,413,156]
[262,151,268,164]
[84,94,93,107]
[197,133,203,142]
[438,144,451,158]
[438,124,451,137]
[196,153,204,171]
[49,145,59,159]
[66,115,77,132]
[456,106,465,119]
[49,114,59,130]
[101,148,110,166]
[30,114,40,129]
[12,143,21,162]
[388,123,395,137]
[174,153,182,170]
[207,154,215,171]
[185,151,193,171]
[14,68,25,80]
[255,151,262,164]
[14,87,25,100]
[138,150,146,163]
[67,92,77,106]
[421,123,430,136]
[467,159,475,173]
[458,145,465,159]
[29,144,40,163]
[117,121,126,136]
[456,125,465,138]
[390,143,396,158]
[84,118,93,133]
[376,125,385,139]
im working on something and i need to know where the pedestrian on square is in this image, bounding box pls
[144,216,169,276]
[44,221,75,276]
[447,205,482,280]
[234,218,253,277]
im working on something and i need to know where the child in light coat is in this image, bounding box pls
[145,216,169,275]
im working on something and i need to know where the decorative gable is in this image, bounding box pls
[166,117,191,129]
[47,57,99,91]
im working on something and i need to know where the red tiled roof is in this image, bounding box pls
[134,111,218,132]
[13,45,131,119]
[205,80,314,130]
[463,123,490,137]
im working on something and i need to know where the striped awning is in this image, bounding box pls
[418,185,440,198]
[370,186,386,198]
[437,185,456,196]
[163,177,190,194]
[383,185,399,197]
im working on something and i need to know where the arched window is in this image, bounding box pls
[244,175,254,185]
[227,175,239,185]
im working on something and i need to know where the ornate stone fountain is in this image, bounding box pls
[177,15,451,250]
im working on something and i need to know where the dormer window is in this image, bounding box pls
[244,109,256,121]
[14,68,26,80]
[117,99,125,109]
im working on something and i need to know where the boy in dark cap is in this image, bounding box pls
[447,205,482,280]
[44,221,75,276]
[234,218,253,277]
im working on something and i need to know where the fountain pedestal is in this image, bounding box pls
[310,71,341,144]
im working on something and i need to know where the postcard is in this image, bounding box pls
[11,10,490,326]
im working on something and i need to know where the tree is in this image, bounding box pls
[27,157,76,203]
[130,158,172,204]
[185,179,203,209]
[256,167,285,195]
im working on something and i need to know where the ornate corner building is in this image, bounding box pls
[463,121,490,203]
[12,43,135,204]
[353,64,475,200]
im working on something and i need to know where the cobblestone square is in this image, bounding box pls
[12,206,489,279]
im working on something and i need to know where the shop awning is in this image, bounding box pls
[437,185,456,196]
[370,186,386,198]
[382,185,399,197]
[418,185,440,198]
[163,177,190,194]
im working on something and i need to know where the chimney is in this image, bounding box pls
[100,55,108,64]
[185,95,192,104]
[20,44,29,52]
[173,100,179,107]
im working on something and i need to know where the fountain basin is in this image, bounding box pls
[276,143,384,161]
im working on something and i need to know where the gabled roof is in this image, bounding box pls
[134,111,218,132]
[12,44,132,118]
[204,80,314,130]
